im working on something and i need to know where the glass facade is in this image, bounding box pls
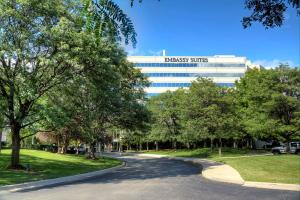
[129,55,251,96]
[145,73,244,77]
[135,63,245,68]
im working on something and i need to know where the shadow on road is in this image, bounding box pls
[15,156,202,193]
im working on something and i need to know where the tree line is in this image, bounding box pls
[122,66,299,155]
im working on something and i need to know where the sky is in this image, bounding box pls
[115,0,300,68]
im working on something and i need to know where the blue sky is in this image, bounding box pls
[116,0,300,68]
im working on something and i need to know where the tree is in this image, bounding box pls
[242,0,300,28]
[0,0,143,168]
[235,65,300,143]
[0,0,85,168]
[40,37,149,157]
[184,78,236,155]
[147,89,186,149]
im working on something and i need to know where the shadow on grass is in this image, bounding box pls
[0,152,120,186]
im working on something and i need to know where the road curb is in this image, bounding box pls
[135,153,300,191]
[243,181,300,191]
[135,153,244,185]
[0,160,125,193]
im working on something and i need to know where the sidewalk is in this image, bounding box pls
[135,153,300,191]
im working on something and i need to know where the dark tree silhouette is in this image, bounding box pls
[243,0,300,28]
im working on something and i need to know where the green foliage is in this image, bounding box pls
[83,0,137,47]
[146,66,300,149]
[147,89,186,145]
[243,0,300,28]
[0,0,148,166]
[235,65,300,141]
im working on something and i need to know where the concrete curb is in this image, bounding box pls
[135,153,300,191]
[243,181,300,191]
[0,161,125,193]
[135,153,244,185]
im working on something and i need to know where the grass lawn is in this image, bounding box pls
[214,155,300,184]
[142,148,300,184]
[0,149,121,186]
[143,148,269,158]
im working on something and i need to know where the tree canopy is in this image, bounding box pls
[0,0,147,168]
[145,66,300,152]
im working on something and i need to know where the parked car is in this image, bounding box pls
[289,142,300,154]
[271,145,287,154]
[272,142,300,154]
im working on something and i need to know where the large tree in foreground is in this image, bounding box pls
[0,0,139,168]
[0,0,84,168]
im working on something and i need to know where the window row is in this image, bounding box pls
[150,83,235,87]
[135,63,245,68]
[144,73,244,77]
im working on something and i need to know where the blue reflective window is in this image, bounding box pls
[134,63,246,68]
[144,73,244,77]
[150,83,192,87]
[150,82,234,87]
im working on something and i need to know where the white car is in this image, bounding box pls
[272,142,300,154]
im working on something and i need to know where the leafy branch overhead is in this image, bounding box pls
[84,0,137,47]
[243,0,300,28]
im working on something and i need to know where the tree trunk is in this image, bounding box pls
[218,138,222,157]
[193,143,196,149]
[146,141,149,151]
[233,140,237,149]
[155,141,158,151]
[119,142,122,152]
[173,141,177,150]
[0,130,2,153]
[62,144,68,154]
[186,142,190,149]
[10,124,23,169]
[88,143,96,159]
[203,140,207,148]
[210,137,213,152]
[139,142,142,151]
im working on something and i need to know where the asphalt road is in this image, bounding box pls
[0,154,299,200]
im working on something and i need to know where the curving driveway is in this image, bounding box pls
[1,154,299,200]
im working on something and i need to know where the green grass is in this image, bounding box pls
[0,149,121,186]
[142,148,300,184]
[215,155,300,184]
[143,148,269,158]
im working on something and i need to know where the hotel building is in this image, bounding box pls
[128,53,259,96]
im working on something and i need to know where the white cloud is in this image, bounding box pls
[148,49,165,56]
[253,59,295,69]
